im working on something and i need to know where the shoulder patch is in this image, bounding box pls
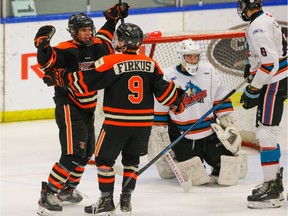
[253,28,265,35]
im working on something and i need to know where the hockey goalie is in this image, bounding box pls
[148,39,248,187]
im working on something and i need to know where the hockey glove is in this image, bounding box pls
[170,88,186,115]
[34,25,56,50]
[211,118,242,155]
[43,68,67,87]
[240,85,261,109]
[103,2,129,23]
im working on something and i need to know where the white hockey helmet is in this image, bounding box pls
[176,39,200,75]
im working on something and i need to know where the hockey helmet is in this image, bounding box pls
[176,39,201,75]
[237,0,263,21]
[112,23,143,52]
[67,13,96,46]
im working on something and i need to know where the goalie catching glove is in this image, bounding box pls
[42,68,67,87]
[103,2,129,23]
[210,115,242,155]
[34,25,56,50]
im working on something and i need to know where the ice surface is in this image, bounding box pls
[1,107,287,216]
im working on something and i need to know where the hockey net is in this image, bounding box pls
[140,31,259,151]
[92,31,260,165]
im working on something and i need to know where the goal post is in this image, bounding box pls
[141,31,259,151]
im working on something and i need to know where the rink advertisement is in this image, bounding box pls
[0,4,286,122]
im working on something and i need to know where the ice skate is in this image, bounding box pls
[252,167,284,201]
[247,179,281,209]
[37,181,62,216]
[57,187,83,204]
[84,195,115,215]
[120,193,132,216]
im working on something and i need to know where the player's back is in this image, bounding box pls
[247,11,283,57]
[101,53,164,128]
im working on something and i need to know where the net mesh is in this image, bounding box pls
[141,31,259,150]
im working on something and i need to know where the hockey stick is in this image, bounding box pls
[139,78,248,175]
[113,153,192,192]
[164,151,192,192]
[119,0,125,24]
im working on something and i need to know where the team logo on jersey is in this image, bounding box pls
[79,141,86,150]
[253,28,265,34]
[79,61,94,71]
[182,81,207,108]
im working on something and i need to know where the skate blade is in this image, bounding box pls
[122,211,132,216]
[85,211,116,216]
[37,206,62,216]
[247,199,281,209]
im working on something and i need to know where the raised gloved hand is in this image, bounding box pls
[34,25,56,50]
[42,68,67,87]
[240,85,261,109]
[103,2,129,23]
[170,88,186,115]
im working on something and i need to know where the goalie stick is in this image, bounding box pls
[113,152,192,192]
[164,151,192,192]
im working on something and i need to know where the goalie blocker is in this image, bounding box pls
[148,114,247,186]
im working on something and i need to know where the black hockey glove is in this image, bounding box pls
[43,68,67,87]
[240,85,261,109]
[34,25,56,50]
[170,88,186,115]
[103,2,129,23]
[243,64,254,83]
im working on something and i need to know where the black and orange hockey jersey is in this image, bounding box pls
[65,53,181,127]
[37,20,116,111]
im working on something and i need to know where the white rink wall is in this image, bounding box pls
[0,5,286,122]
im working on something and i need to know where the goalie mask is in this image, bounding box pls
[237,0,263,21]
[67,13,96,46]
[176,39,200,75]
[112,23,143,52]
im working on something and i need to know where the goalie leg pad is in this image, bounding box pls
[177,157,210,186]
[147,126,170,161]
[217,155,241,186]
[238,152,248,178]
[156,156,175,179]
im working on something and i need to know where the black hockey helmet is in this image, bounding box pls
[67,13,96,46]
[112,23,143,52]
[237,0,263,21]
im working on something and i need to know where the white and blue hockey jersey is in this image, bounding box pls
[154,62,234,140]
[246,11,287,89]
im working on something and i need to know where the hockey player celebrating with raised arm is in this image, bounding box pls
[34,3,129,216]
[148,39,247,187]
[42,23,186,216]
[237,0,287,209]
